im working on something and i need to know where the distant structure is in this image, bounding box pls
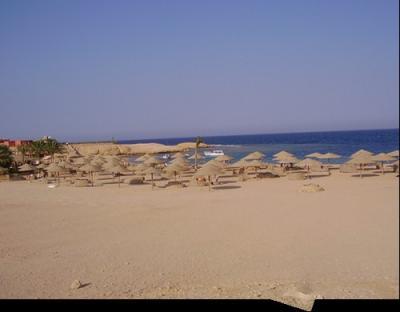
[0,138,32,148]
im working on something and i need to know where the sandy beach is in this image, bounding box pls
[0,170,398,306]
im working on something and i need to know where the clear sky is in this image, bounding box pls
[0,0,398,142]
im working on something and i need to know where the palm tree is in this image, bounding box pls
[17,144,32,163]
[0,145,13,169]
[31,140,46,159]
[194,136,204,170]
[43,138,64,162]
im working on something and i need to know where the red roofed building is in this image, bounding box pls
[0,139,32,148]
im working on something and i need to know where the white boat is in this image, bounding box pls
[161,154,171,160]
[204,150,224,157]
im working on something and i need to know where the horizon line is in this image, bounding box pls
[63,127,399,144]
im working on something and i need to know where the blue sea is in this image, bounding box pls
[119,129,399,164]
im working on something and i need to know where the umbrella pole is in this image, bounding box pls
[151,173,154,190]
[118,174,121,187]
[381,161,384,175]
[208,176,211,191]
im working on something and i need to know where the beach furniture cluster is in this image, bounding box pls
[1,148,398,189]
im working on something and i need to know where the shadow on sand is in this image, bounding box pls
[212,185,241,190]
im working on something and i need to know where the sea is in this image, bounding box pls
[119,129,399,164]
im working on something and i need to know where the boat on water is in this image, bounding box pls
[204,150,224,157]
[161,154,171,160]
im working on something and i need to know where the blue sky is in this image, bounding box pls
[0,0,398,141]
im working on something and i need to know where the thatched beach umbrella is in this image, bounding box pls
[317,153,341,164]
[36,163,46,169]
[203,159,226,168]
[144,156,163,166]
[273,151,294,159]
[106,164,127,187]
[79,163,102,186]
[372,153,396,174]
[134,163,150,173]
[46,163,68,184]
[296,158,323,179]
[57,160,74,170]
[242,151,265,161]
[142,166,162,189]
[305,152,324,158]
[67,149,82,159]
[276,156,300,165]
[170,157,190,167]
[188,153,205,160]
[135,154,151,162]
[350,149,373,159]
[241,160,265,173]
[230,159,248,168]
[164,163,187,181]
[194,164,223,191]
[346,155,375,178]
[215,155,233,163]
[18,163,36,172]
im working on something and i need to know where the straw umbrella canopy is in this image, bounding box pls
[144,156,163,166]
[78,163,102,186]
[242,151,265,161]
[135,154,151,162]
[18,163,36,172]
[276,156,300,165]
[45,163,68,184]
[194,164,223,191]
[305,152,324,158]
[103,157,122,167]
[103,161,125,171]
[170,157,190,167]
[230,159,248,168]
[346,155,376,178]
[67,149,82,158]
[316,152,341,164]
[372,153,396,174]
[273,151,294,159]
[350,149,373,159]
[46,163,68,173]
[296,158,323,178]
[72,157,89,165]
[388,150,399,158]
[242,159,265,171]
[57,160,74,170]
[142,167,162,189]
[164,163,187,181]
[126,164,137,172]
[188,153,205,160]
[203,159,226,168]
[106,164,127,187]
[134,163,150,173]
[215,155,233,162]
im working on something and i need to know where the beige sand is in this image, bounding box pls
[0,170,398,306]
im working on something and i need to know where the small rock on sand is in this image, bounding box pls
[70,280,82,290]
[299,183,325,193]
